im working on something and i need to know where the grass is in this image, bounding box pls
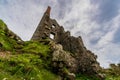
[0,19,20,51]
[105,75,120,80]
[1,19,120,80]
[0,20,59,80]
[76,74,100,80]
[22,41,51,57]
[0,53,60,80]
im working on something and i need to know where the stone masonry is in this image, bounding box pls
[31,6,105,80]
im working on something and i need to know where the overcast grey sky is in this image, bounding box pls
[0,0,120,68]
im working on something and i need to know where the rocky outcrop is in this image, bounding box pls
[31,6,105,80]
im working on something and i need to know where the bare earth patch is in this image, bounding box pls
[0,51,11,59]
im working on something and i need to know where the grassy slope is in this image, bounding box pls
[0,53,60,80]
[0,19,60,80]
[0,41,60,79]
[0,19,20,51]
[0,19,120,80]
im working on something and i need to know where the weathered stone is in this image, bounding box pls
[50,42,78,73]
[31,6,105,79]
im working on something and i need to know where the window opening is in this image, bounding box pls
[50,34,54,39]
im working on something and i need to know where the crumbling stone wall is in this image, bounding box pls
[31,6,104,80]
[31,6,85,54]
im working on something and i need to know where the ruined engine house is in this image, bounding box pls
[31,6,85,53]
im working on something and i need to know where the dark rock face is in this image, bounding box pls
[31,6,104,80]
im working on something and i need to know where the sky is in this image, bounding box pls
[0,0,120,68]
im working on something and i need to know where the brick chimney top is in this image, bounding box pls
[45,6,51,16]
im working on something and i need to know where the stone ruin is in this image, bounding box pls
[31,6,105,80]
[31,6,85,55]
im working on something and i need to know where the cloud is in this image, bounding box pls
[0,0,120,68]
[0,0,50,40]
[90,0,120,24]
[57,0,120,68]
[94,11,120,67]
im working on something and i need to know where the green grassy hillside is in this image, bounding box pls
[0,19,120,80]
[0,19,60,80]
